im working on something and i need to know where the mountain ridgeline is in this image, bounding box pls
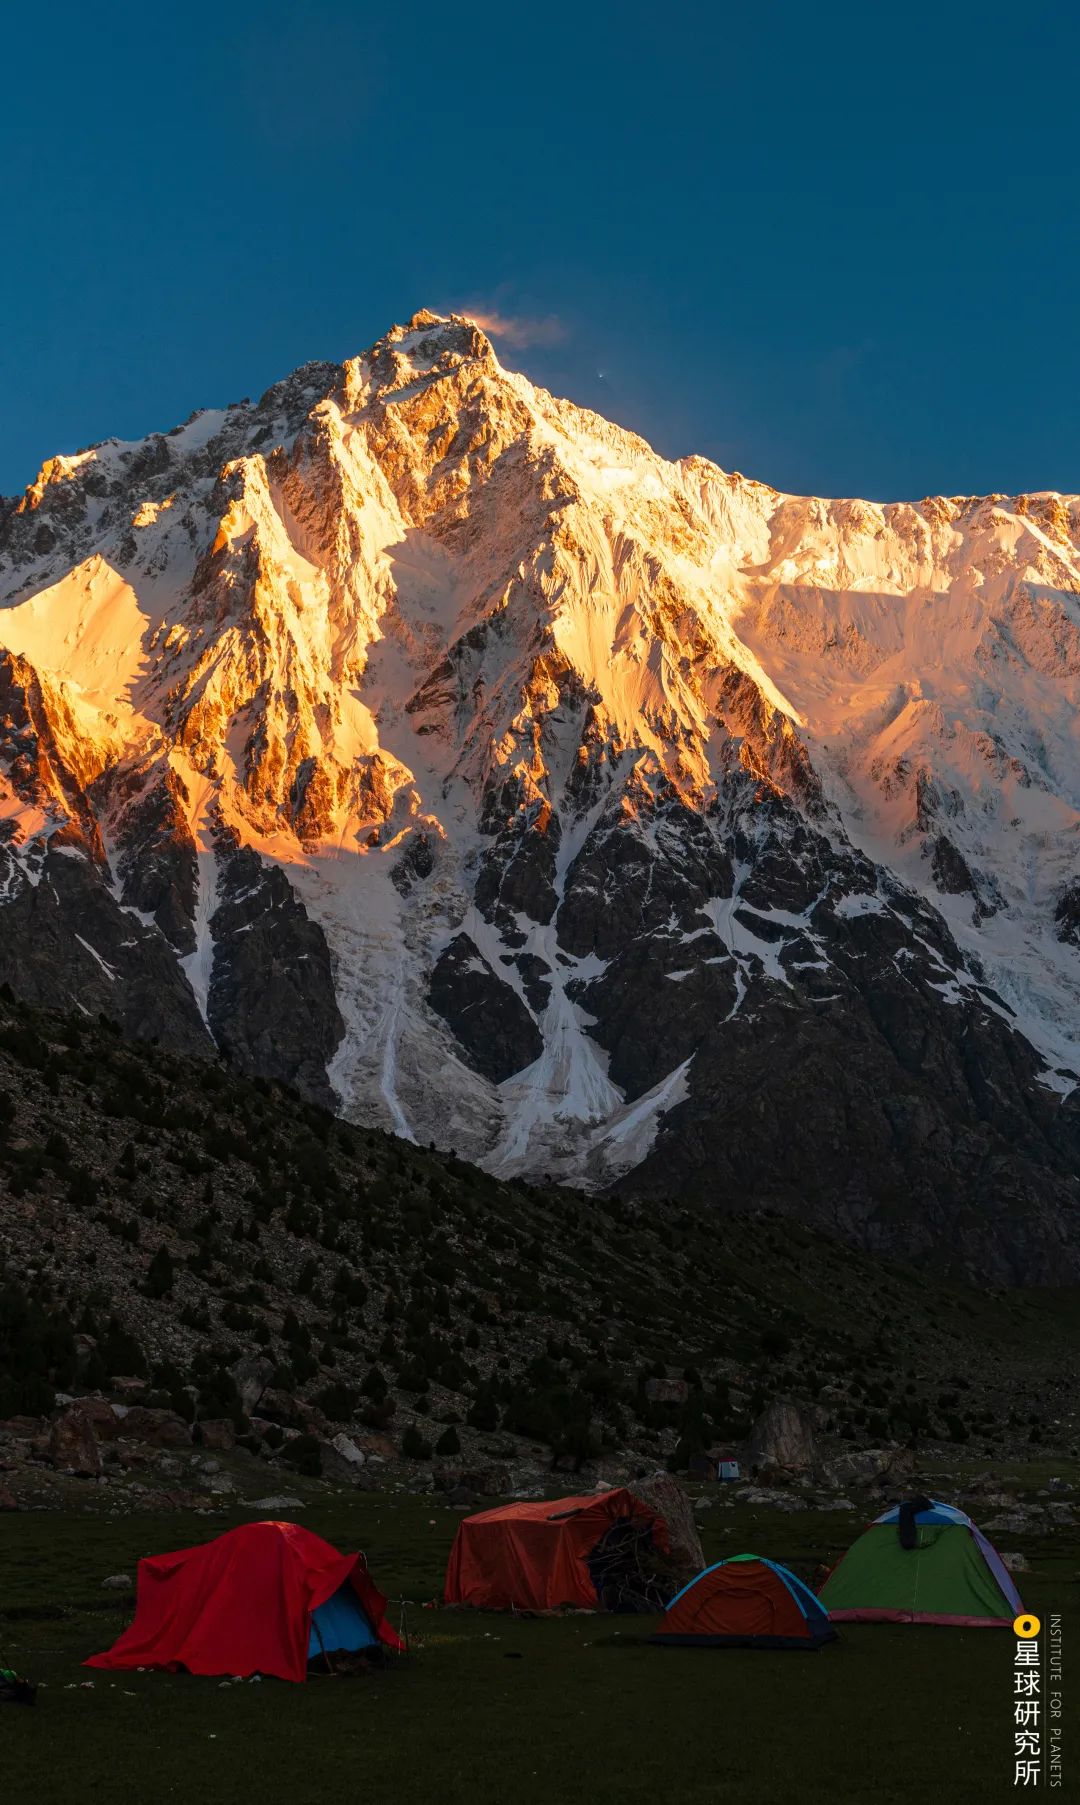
[3,311,1080,1281]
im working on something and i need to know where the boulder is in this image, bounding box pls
[330,1433,365,1468]
[644,1378,689,1406]
[0,1485,18,1510]
[819,1447,913,1489]
[114,1439,154,1467]
[120,1407,192,1448]
[749,1400,815,1472]
[101,1573,133,1590]
[256,1390,306,1429]
[110,1377,148,1399]
[199,1419,236,1453]
[626,1472,705,1583]
[245,1495,303,1511]
[354,1433,397,1462]
[457,1466,511,1496]
[1001,1551,1030,1574]
[48,1407,102,1476]
[68,1399,123,1442]
[0,1415,48,1438]
[984,1511,1036,1534]
[199,1469,237,1495]
[445,1484,479,1506]
[476,1435,518,1458]
[753,1463,795,1487]
[231,1354,276,1416]
[319,1439,368,1483]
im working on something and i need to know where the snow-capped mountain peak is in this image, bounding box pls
[3,316,1080,1281]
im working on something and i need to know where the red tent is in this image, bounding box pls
[444,1488,667,1612]
[86,1520,402,1683]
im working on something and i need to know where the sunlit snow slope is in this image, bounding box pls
[3,312,1080,1279]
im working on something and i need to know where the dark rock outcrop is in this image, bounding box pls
[114,769,199,953]
[208,839,345,1108]
[428,934,542,1082]
[0,841,211,1054]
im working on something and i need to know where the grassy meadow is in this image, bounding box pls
[3,1488,1072,1804]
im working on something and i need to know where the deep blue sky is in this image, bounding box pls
[3,1,1078,502]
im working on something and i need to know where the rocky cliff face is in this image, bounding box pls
[3,310,1080,1279]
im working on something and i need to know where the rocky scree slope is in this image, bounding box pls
[4,314,1080,1278]
[1,996,1076,1510]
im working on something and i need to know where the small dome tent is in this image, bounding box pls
[650,1555,836,1649]
[444,1488,668,1612]
[86,1520,402,1682]
[818,1498,1023,1627]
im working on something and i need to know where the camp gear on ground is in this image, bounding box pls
[650,1555,837,1649]
[86,1520,402,1681]
[444,1488,668,1613]
[818,1498,1023,1626]
[0,1666,37,1705]
[585,1516,670,1612]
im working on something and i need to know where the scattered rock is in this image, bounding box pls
[101,1573,132,1590]
[644,1378,689,1406]
[245,1495,303,1511]
[736,1486,809,1510]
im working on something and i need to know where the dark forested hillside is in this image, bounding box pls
[0,989,1076,1503]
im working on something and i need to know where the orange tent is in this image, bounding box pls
[650,1555,836,1649]
[444,1488,667,1612]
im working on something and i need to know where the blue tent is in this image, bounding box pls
[307,1583,380,1662]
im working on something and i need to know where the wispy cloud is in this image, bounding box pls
[458,306,567,349]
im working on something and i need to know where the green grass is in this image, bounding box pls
[3,1495,1072,1803]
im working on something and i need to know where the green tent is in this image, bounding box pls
[819,1499,1023,1627]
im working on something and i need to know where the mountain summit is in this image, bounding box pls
[3,311,1080,1280]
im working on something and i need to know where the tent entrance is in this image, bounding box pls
[308,1585,379,1664]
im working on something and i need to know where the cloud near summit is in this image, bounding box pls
[460,307,567,348]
